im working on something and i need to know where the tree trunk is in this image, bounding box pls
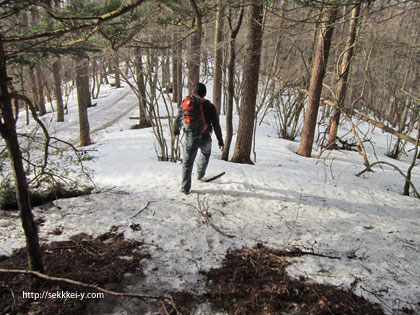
[213,3,224,115]
[101,60,109,85]
[404,117,420,195]
[297,85,420,146]
[176,44,183,107]
[0,39,44,272]
[172,41,179,103]
[75,58,92,146]
[221,34,236,161]
[81,59,92,108]
[231,1,264,164]
[222,6,244,161]
[28,9,46,116]
[91,57,102,99]
[162,50,170,89]
[52,59,65,122]
[135,48,150,128]
[113,50,121,88]
[328,4,361,147]
[172,39,184,106]
[148,52,158,102]
[35,66,46,116]
[297,5,338,157]
[28,67,38,112]
[187,0,202,95]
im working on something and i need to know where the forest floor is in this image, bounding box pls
[2,82,419,314]
[0,232,388,315]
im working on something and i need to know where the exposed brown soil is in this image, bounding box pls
[0,232,148,315]
[199,244,385,315]
[0,236,395,314]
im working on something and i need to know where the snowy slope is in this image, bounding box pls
[1,81,419,314]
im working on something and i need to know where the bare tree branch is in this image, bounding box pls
[356,161,420,198]
[286,84,419,145]
[0,268,168,300]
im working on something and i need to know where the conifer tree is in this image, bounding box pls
[0,0,148,272]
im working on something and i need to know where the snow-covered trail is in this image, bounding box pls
[2,81,420,314]
[17,84,139,146]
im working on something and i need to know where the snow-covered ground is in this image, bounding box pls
[1,81,419,314]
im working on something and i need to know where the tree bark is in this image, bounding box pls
[75,58,92,146]
[35,66,46,116]
[404,117,420,195]
[135,48,150,128]
[28,67,38,112]
[171,37,183,106]
[222,6,244,161]
[298,4,338,157]
[28,9,46,116]
[213,3,224,115]
[91,57,101,99]
[231,1,264,164]
[0,38,44,272]
[171,37,179,102]
[101,61,109,85]
[162,50,170,89]
[82,59,92,108]
[113,50,121,88]
[187,0,202,95]
[296,85,420,145]
[328,4,361,147]
[176,43,183,107]
[52,59,64,122]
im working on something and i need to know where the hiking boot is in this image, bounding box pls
[181,189,190,195]
[197,174,205,181]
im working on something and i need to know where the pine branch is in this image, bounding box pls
[4,0,146,43]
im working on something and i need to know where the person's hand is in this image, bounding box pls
[219,145,224,151]
[173,134,179,140]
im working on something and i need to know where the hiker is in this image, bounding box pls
[173,82,224,195]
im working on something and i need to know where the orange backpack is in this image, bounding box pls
[182,96,208,137]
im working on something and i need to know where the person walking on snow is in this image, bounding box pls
[173,83,224,195]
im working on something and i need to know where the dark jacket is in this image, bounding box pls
[174,98,224,147]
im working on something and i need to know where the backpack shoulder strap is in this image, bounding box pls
[198,98,208,132]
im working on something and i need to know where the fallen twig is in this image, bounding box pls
[189,194,234,239]
[0,268,168,301]
[130,201,156,219]
[294,249,341,260]
[205,172,225,182]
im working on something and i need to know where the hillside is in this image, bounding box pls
[1,81,419,314]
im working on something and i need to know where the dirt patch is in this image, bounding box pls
[0,232,148,315]
[0,238,394,314]
[198,244,385,315]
